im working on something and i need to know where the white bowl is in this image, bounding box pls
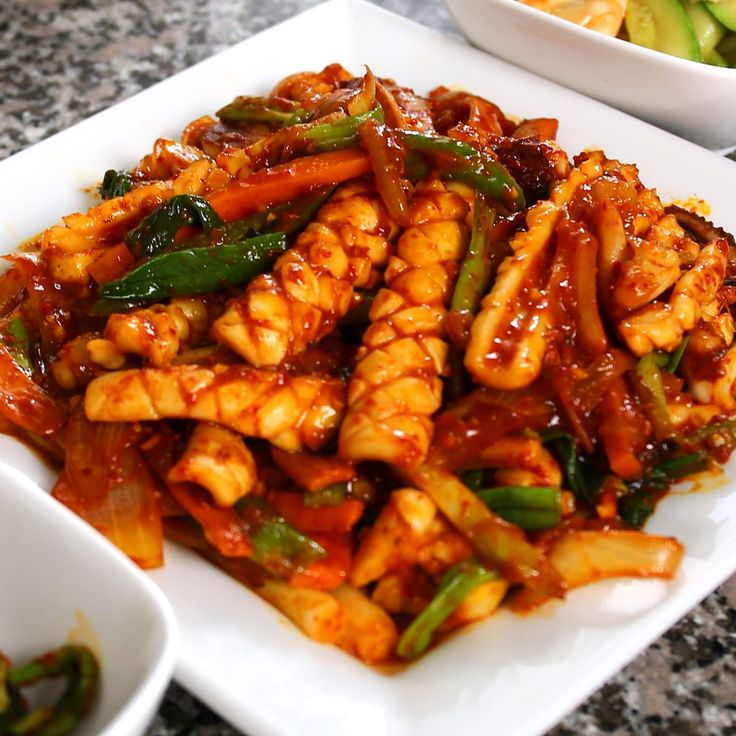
[445,0,736,149]
[0,461,178,736]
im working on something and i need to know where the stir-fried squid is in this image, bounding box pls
[4,63,736,663]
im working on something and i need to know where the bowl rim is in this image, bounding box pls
[448,0,736,77]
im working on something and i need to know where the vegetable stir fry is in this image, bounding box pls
[3,63,736,663]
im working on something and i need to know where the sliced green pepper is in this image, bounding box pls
[126,194,224,257]
[100,233,287,305]
[1,645,99,736]
[461,469,485,492]
[402,131,526,210]
[0,316,32,375]
[397,559,497,659]
[99,169,132,199]
[217,96,309,126]
[238,496,325,576]
[450,192,499,316]
[633,351,675,440]
[476,486,561,530]
[299,107,384,153]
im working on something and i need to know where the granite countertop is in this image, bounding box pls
[3,1,736,734]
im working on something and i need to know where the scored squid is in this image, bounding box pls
[212,181,398,366]
[464,155,604,390]
[87,298,209,369]
[84,364,345,451]
[618,237,729,356]
[338,177,471,467]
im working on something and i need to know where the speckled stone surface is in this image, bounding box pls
[3,1,736,734]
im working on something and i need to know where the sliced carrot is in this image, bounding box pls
[207,149,372,222]
[269,490,364,534]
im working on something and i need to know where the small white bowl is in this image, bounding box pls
[0,462,178,736]
[445,0,736,150]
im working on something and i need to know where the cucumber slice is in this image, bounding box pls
[626,0,703,61]
[684,2,726,55]
[705,0,736,31]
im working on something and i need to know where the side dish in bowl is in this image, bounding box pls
[2,63,736,665]
[0,465,177,736]
[445,0,736,148]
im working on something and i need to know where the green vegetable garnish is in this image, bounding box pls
[402,131,526,210]
[540,430,604,506]
[126,194,224,257]
[0,645,99,736]
[303,482,349,508]
[476,486,561,530]
[238,497,325,575]
[100,233,287,305]
[217,96,309,126]
[665,336,690,373]
[397,559,497,659]
[461,469,485,492]
[99,169,132,199]
[633,351,675,440]
[0,316,32,375]
[450,192,502,317]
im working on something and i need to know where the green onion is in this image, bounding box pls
[303,482,348,508]
[666,336,690,373]
[397,559,497,659]
[99,169,132,199]
[476,486,561,530]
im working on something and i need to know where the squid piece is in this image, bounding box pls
[84,364,345,451]
[135,138,211,181]
[618,238,728,356]
[350,488,437,588]
[49,332,103,390]
[87,298,209,369]
[465,155,603,389]
[168,422,258,507]
[611,215,697,313]
[42,160,230,284]
[270,63,354,106]
[212,181,398,366]
[339,178,471,467]
[333,585,399,664]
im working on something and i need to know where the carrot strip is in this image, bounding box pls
[269,491,364,534]
[207,149,372,222]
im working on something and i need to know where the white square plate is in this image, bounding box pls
[2,1,736,735]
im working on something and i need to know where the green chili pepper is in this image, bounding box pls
[216,96,310,126]
[1,645,99,736]
[238,497,325,576]
[666,336,690,373]
[633,352,675,440]
[303,482,349,508]
[450,192,499,316]
[397,559,497,659]
[0,316,32,375]
[540,430,604,507]
[300,107,384,152]
[99,169,132,199]
[621,451,709,528]
[100,233,287,305]
[126,194,224,257]
[402,131,526,210]
[476,486,561,530]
